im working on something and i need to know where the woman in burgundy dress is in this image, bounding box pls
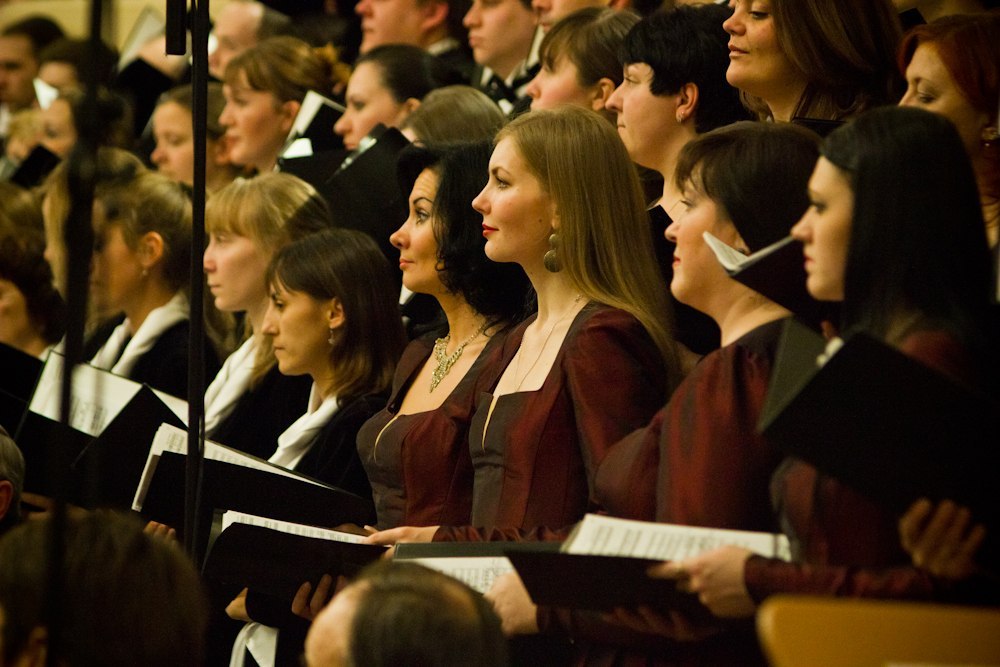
[356,142,531,530]
[368,106,682,546]
[662,107,995,616]
[490,121,823,661]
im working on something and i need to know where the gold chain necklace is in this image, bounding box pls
[430,321,489,392]
[512,294,583,389]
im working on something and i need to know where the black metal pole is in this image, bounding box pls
[184,0,210,559]
[45,1,105,664]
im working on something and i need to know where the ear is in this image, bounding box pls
[0,480,12,522]
[278,99,301,133]
[589,78,617,113]
[394,98,421,126]
[675,82,699,124]
[327,298,346,331]
[138,231,165,270]
[419,0,449,35]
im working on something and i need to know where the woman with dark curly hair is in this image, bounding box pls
[353,141,531,531]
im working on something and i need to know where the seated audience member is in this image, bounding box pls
[203,173,331,457]
[525,7,638,120]
[335,44,459,151]
[892,0,1000,21]
[354,0,475,82]
[0,511,208,667]
[662,107,995,617]
[37,37,118,91]
[221,36,341,174]
[898,12,1000,248]
[487,121,820,664]
[227,228,405,666]
[0,426,25,534]
[607,3,751,357]
[0,187,65,358]
[464,0,540,113]
[399,85,505,143]
[304,562,508,667]
[152,83,241,194]
[724,0,903,123]
[87,172,222,398]
[354,142,530,531]
[367,107,680,546]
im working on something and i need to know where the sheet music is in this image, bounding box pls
[132,423,327,510]
[222,511,370,545]
[118,6,167,69]
[401,557,514,594]
[28,352,141,436]
[150,388,189,425]
[703,231,750,272]
[565,514,791,562]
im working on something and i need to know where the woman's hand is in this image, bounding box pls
[900,498,985,580]
[484,572,539,636]
[291,574,340,621]
[362,525,438,546]
[651,546,756,619]
[143,521,178,544]
[226,588,251,622]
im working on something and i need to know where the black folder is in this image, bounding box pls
[16,384,184,504]
[0,342,42,433]
[506,550,713,619]
[139,450,376,541]
[759,321,997,528]
[202,523,386,600]
[10,145,60,188]
[394,541,561,559]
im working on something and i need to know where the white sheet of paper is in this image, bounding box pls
[221,511,368,544]
[402,556,513,594]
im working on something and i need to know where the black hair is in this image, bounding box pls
[0,225,66,346]
[675,121,820,252]
[0,16,64,54]
[397,142,531,328]
[355,44,463,104]
[37,37,118,86]
[619,4,751,133]
[348,562,509,667]
[824,106,992,356]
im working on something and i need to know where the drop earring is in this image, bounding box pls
[328,328,336,346]
[543,231,561,273]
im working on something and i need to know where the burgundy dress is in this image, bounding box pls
[356,332,508,529]
[435,304,670,541]
[743,329,980,602]
[536,318,790,666]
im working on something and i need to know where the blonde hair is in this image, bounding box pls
[206,173,333,384]
[497,107,680,386]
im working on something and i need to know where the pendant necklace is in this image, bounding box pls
[512,294,583,390]
[430,321,489,392]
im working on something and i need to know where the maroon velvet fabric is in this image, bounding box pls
[356,332,508,529]
[743,329,979,603]
[435,304,670,542]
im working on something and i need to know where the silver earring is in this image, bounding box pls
[543,232,561,273]
[328,328,336,346]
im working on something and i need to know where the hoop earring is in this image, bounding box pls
[543,231,561,273]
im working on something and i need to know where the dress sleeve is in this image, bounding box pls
[563,309,669,498]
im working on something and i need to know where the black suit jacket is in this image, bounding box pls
[128,320,222,400]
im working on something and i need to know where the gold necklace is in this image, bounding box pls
[430,321,489,392]
[512,294,583,389]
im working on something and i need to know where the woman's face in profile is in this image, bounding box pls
[899,42,990,158]
[220,71,294,172]
[526,55,599,113]
[723,1,804,112]
[391,167,444,297]
[791,157,853,302]
[334,62,411,152]
[472,137,555,269]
